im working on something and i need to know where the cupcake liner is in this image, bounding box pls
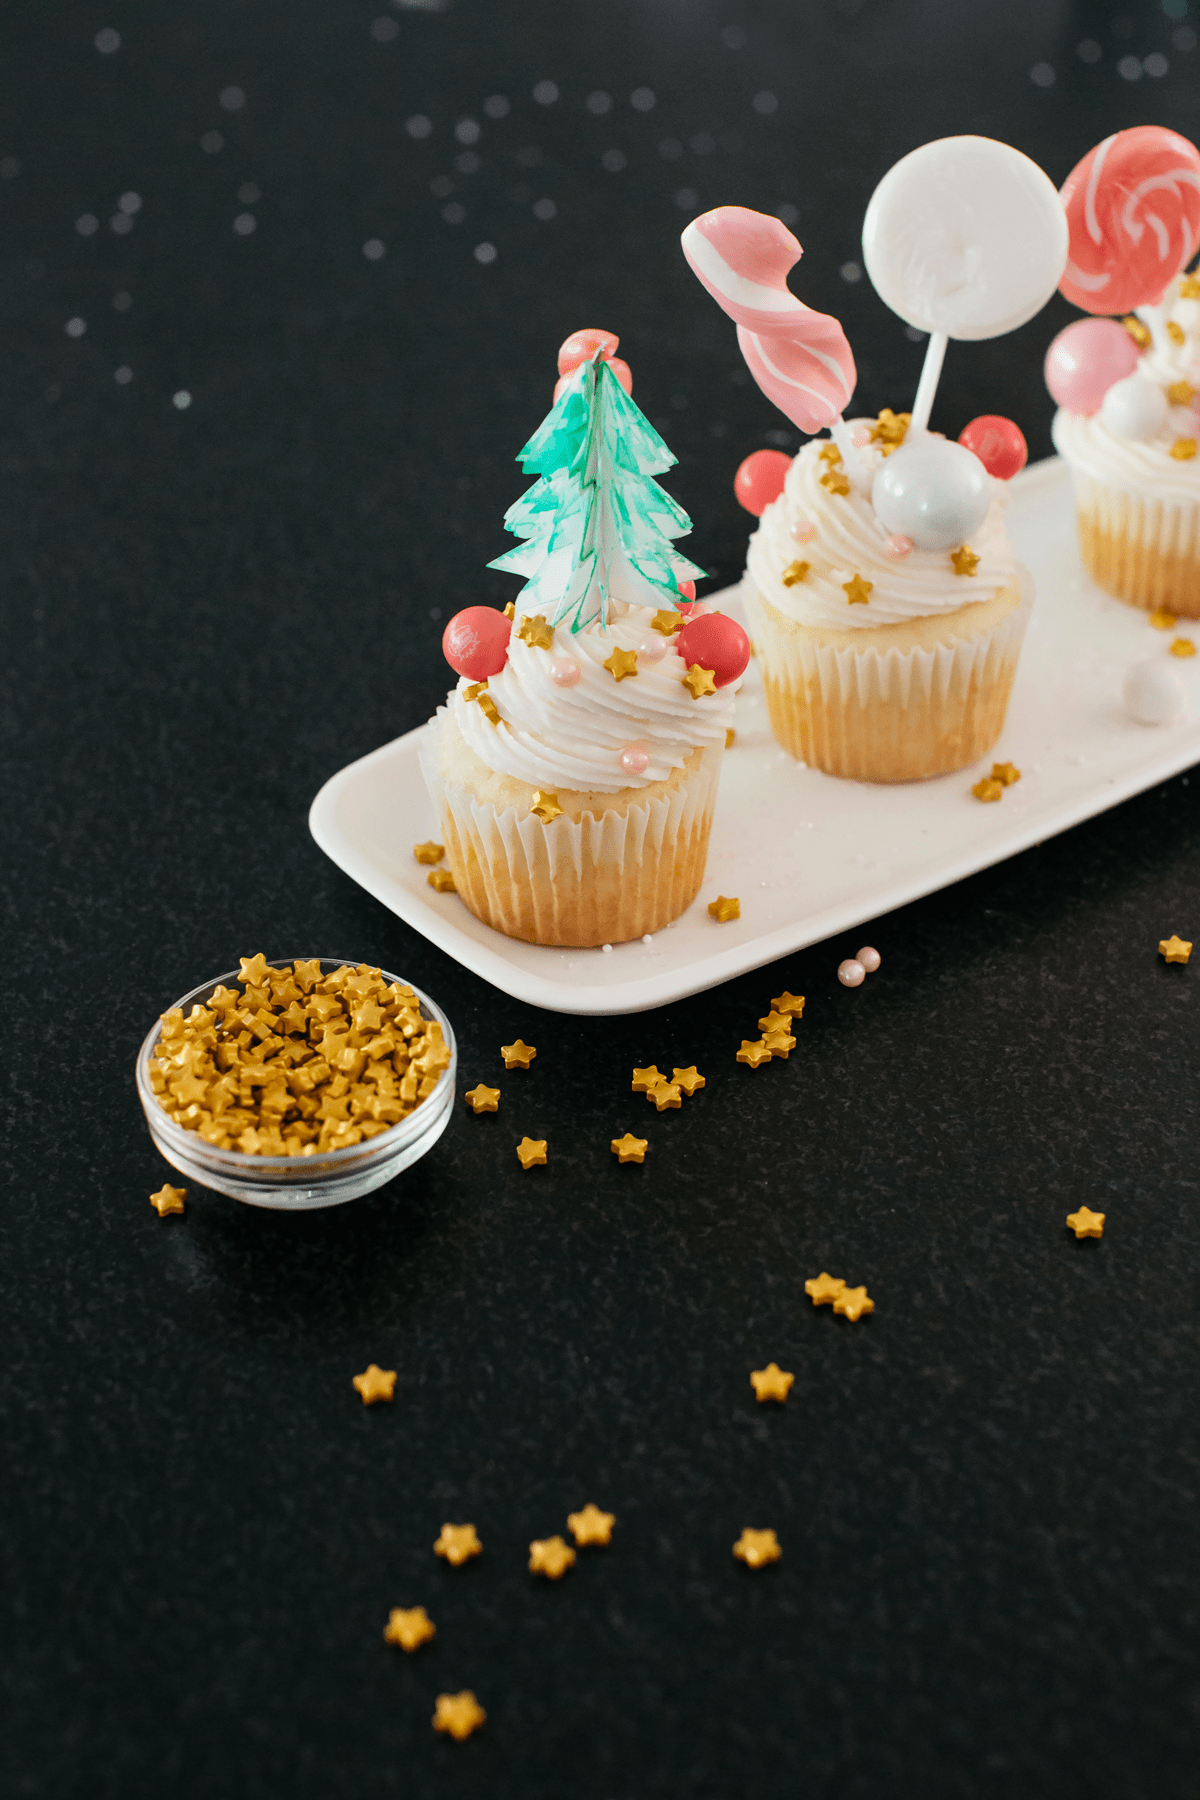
[418,717,723,945]
[1068,471,1200,617]
[743,579,1031,783]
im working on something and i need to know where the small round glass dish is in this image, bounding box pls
[135,958,456,1210]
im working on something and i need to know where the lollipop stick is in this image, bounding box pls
[909,330,948,435]
[828,416,871,490]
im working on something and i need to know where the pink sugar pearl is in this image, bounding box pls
[549,656,581,687]
[838,958,865,988]
[791,520,816,543]
[637,633,667,663]
[619,743,650,776]
[856,945,881,972]
[886,534,913,557]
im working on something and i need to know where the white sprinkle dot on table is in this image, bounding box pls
[172,390,192,410]
[474,241,497,264]
[94,27,121,53]
[602,943,612,953]
[219,86,246,111]
[752,90,778,114]
[630,87,655,111]
[532,80,559,105]
[370,16,400,41]
[201,131,224,154]
[362,237,386,260]
[406,114,432,139]
[532,197,556,221]
[483,95,510,119]
[76,214,99,237]
[114,365,132,385]
[65,317,87,338]
[642,933,652,945]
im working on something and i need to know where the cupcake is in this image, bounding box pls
[419,332,748,946]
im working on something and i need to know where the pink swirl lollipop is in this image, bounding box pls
[1060,126,1200,315]
[681,207,856,432]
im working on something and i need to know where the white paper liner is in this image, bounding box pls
[1066,469,1200,616]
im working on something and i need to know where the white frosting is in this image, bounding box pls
[746,424,1018,630]
[448,603,737,793]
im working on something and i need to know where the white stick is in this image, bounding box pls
[909,330,948,435]
[828,416,871,492]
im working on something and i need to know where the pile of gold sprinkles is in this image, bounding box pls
[148,953,451,1156]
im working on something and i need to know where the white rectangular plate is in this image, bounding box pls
[310,458,1199,1016]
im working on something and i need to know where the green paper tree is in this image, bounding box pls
[488,354,706,632]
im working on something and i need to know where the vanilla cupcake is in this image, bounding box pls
[741,414,1030,783]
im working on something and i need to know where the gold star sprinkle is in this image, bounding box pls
[434,1522,482,1566]
[842,573,873,605]
[871,407,910,446]
[1170,437,1197,460]
[464,681,501,724]
[818,440,843,464]
[725,727,736,748]
[733,1527,781,1569]
[530,789,563,823]
[759,1010,791,1033]
[529,1535,576,1578]
[1066,1205,1106,1239]
[1159,935,1192,963]
[781,559,810,586]
[1170,637,1196,657]
[1149,608,1177,630]
[833,1285,874,1322]
[951,545,980,576]
[631,1065,663,1092]
[501,1039,536,1068]
[149,1183,186,1216]
[1167,319,1186,346]
[353,1364,397,1404]
[516,1136,547,1169]
[708,895,740,922]
[650,608,683,635]
[567,1503,615,1546]
[611,1132,648,1163]
[683,663,717,698]
[770,991,805,1016]
[604,646,639,681]
[1122,314,1152,348]
[503,600,515,618]
[973,777,1003,802]
[516,612,554,649]
[763,1029,796,1058]
[413,841,444,864]
[1181,274,1200,300]
[647,1081,681,1111]
[672,1066,705,1095]
[1168,379,1195,407]
[433,1691,486,1741]
[750,1362,794,1403]
[465,1084,500,1113]
[384,1606,435,1652]
[239,952,270,986]
[820,468,851,496]
[992,762,1021,786]
[736,1038,772,1068]
[805,1272,846,1307]
[428,868,457,891]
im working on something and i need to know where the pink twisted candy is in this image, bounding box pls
[681,207,855,433]
[1060,126,1200,314]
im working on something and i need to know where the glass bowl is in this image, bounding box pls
[135,958,457,1209]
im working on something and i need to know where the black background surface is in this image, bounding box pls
[3,2,1199,1796]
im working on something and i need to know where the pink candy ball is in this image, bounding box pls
[856,945,881,972]
[619,742,650,775]
[838,959,865,988]
[734,448,792,517]
[548,656,581,687]
[675,612,750,688]
[442,606,511,680]
[1044,319,1139,416]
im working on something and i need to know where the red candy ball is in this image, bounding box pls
[958,415,1028,481]
[734,448,792,516]
[552,355,632,403]
[442,606,511,680]
[677,579,697,602]
[675,612,750,689]
[557,328,620,376]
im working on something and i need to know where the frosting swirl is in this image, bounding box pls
[447,604,737,793]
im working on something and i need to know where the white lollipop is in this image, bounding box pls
[1123,658,1184,725]
[1100,376,1169,442]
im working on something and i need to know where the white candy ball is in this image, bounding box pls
[1101,376,1169,442]
[1123,658,1184,725]
[872,438,991,552]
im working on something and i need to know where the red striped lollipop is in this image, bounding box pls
[681,207,856,433]
[1060,126,1200,315]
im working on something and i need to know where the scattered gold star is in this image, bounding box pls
[1170,637,1196,657]
[603,646,639,681]
[631,1065,663,1092]
[733,1527,781,1569]
[1180,274,1200,300]
[149,1183,186,1216]
[781,559,809,586]
[672,1066,705,1095]
[1168,379,1195,407]
[1167,319,1186,346]
[951,545,980,576]
[1066,1205,1105,1239]
[1170,437,1196,460]
[870,407,910,448]
[353,1363,397,1404]
[413,841,444,864]
[992,762,1020,786]
[434,1522,482,1566]
[770,991,805,1016]
[428,868,457,891]
[647,1081,681,1111]
[1159,935,1192,963]
[384,1606,435,1652]
[708,895,740,922]
[683,663,717,698]
[239,952,270,986]
[503,600,515,619]
[1122,314,1151,348]
[611,1132,648,1163]
[529,1534,576,1578]
[464,681,501,724]
[763,1029,796,1058]
[842,573,872,604]
[530,789,563,823]
[725,727,736,748]
[516,612,554,649]
[750,1363,794,1403]
[465,1084,500,1113]
[736,1038,771,1068]
[805,1272,846,1307]
[433,1691,486,1741]
[833,1285,874,1322]
[818,440,843,464]
[567,1503,615,1546]
[758,1010,791,1032]
[501,1039,537,1068]
[516,1136,547,1169]
[820,468,851,495]
[1149,608,1177,630]
[650,608,683,635]
[972,777,1003,802]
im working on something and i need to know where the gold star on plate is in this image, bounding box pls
[781,559,810,586]
[672,1066,705,1095]
[951,545,980,576]
[631,1065,662,1092]
[433,1691,486,1740]
[1149,608,1177,630]
[604,646,639,681]
[708,895,740,922]
[972,777,1003,802]
[149,1183,186,1216]
[428,868,457,891]
[413,841,444,864]
[1168,379,1195,407]
[501,1039,536,1068]
[750,1363,795,1403]
[530,789,563,822]
[683,663,717,699]
[1170,637,1196,657]
[992,762,1021,786]
[1123,314,1152,348]
[434,1522,482,1566]
[647,1081,681,1111]
[833,1285,874,1322]
[842,573,872,604]
[820,469,851,495]
[770,991,805,1016]
[650,608,683,635]
[733,1527,781,1569]
[353,1363,397,1405]
[465,1084,500,1113]
[611,1132,648,1163]
[384,1606,436,1651]
[516,612,554,649]
[736,1038,771,1068]
[529,1534,576,1578]
[763,1029,796,1058]
[1066,1205,1106,1239]
[1159,935,1192,963]
[805,1272,846,1307]
[1170,437,1196,460]
[568,1503,615,1546]
[516,1136,547,1169]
